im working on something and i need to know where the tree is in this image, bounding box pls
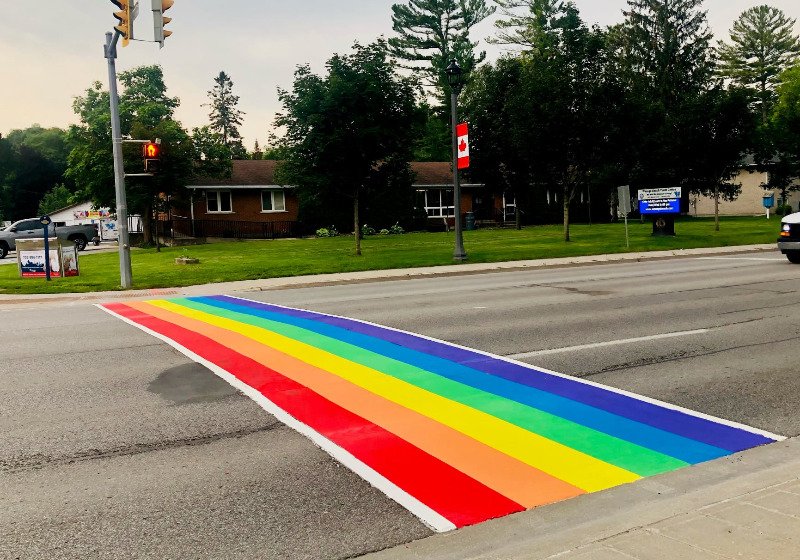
[622,0,713,108]
[412,102,452,161]
[468,5,617,240]
[682,87,756,231]
[275,41,419,255]
[462,57,530,228]
[611,0,717,198]
[191,125,233,179]
[491,0,567,51]
[0,126,71,221]
[768,65,800,201]
[389,0,495,95]
[205,71,247,159]
[38,184,76,215]
[717,5,800,123]
[66,66,193,243]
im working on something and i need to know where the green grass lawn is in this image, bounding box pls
[0,216,780,295]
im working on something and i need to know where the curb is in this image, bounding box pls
[0,244,778,306]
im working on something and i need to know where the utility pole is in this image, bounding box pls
[105,31,133,289]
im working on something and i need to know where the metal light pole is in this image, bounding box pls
[105,31,133,289]
[446,59,467,261]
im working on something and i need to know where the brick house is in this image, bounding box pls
[183,160,493,235]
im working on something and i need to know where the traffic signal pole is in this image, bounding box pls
[104,30,133,289]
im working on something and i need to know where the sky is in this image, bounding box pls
[1,1,798,150]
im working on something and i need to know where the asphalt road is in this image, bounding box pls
[1,252,799,559]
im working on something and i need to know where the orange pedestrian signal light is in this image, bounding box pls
[143,142,160,159]
[143,141,161,173]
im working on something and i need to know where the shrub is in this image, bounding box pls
[379,229,390,235]
[316,225,339,238]
[389,222,405,235]
[777,203,795,216]
[361,224,376,236]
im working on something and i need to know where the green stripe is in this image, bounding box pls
[173,298,688,476]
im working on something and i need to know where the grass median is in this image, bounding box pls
[0,216,780,295]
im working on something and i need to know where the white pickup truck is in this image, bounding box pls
[778,212,800,263]
[0,219,99,259]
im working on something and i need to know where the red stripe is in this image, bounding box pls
[104,303,524,528]
[456,123,468,137]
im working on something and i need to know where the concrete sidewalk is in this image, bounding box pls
[0,244,777,307]
[363,437,800,560]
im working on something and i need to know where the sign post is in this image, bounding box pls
[617,185,631,248]
[40,215,52,282]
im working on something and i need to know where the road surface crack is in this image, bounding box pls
[1,422,284,475]
[580,334,800,377]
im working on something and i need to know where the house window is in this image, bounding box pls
[419,189,455,217]
[207,190,232,213]
[261,190,286,212]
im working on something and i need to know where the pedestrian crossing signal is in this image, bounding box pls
[143,142,161,173]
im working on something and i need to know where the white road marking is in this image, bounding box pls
[697,257,783,262]
[508,329,710,359]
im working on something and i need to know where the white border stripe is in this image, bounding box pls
[96,304,457,533]
[508,330,709,359]
[222,295,786,443]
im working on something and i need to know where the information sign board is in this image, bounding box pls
[639,188,682,215]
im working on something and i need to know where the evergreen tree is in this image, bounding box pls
[205,71,247,159]
[389,0,495,94]
[623,0,713,107]
[490,0,567,51]
[716,5,800,122]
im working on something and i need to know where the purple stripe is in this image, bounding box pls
[212,296,776,452]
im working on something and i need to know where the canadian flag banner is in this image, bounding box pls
[457,123,470,170]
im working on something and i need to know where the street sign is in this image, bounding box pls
[457,123,469,170]
[617,185,631,216]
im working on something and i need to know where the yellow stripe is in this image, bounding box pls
[149,299,641,492]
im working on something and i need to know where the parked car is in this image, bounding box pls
[0,219,99,259]
[778,212,800,264]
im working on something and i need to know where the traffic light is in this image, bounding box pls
[143,141,161,173]
[152,0,174,48]
[111,0,136,47]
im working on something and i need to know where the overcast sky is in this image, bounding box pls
[1,1,798,149]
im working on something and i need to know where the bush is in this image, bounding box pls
[361,224,376,237]
[316,225,339,238]
[389,222,405,235]
[379,229,390,235]
[777,203,795,216]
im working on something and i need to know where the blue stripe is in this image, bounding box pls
[207,295,776,453]
[195,296,732,464]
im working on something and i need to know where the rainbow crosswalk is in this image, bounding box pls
[100,296,783,532]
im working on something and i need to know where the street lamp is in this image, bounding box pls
[446,59,467,261]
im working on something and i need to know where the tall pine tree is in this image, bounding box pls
[716,5,800,123]
[623,0,713,108]
[205,71,247,159]
[389,0,495,94]
[490,0,567,51]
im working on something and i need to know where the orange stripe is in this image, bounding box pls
[128,300,585,508]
